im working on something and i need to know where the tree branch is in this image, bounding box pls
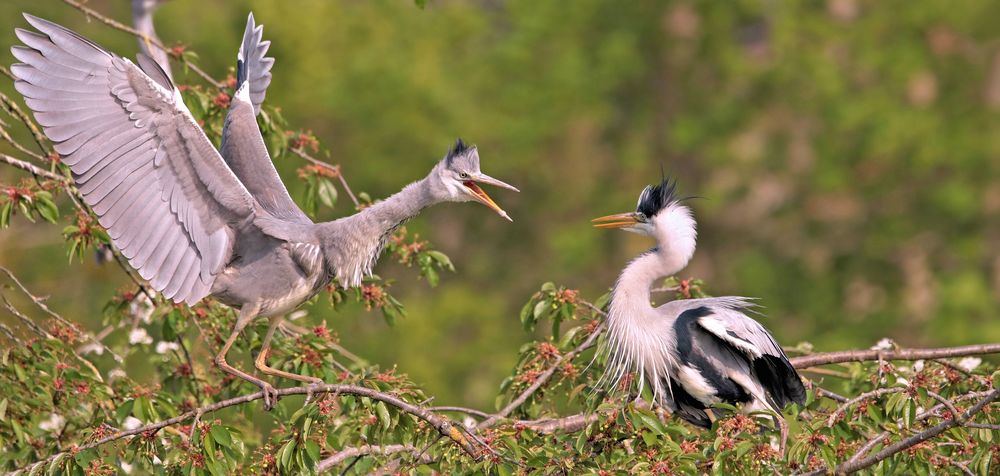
[0,153,64,182]
[479,319,604,429]
[790,343,1000,368]
[315,444,432,472]
[827,388,1000,474]
[60,0,221,88]
[14,383,484,474]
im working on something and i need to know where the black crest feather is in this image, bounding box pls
[446,138,469,165]
[636,178,680,218]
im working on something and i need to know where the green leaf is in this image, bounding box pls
[375,401,391,430]
[317,178,338,208]
[520,301,535,332]
[34,193,58,224]
[209,425,233,448]
[277,439,296,472]
[0,398,7,421]
[305,440,320,464]
[425,250,454,271]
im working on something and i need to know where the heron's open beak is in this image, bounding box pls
[591,212,640,229]
[464,173,519,222]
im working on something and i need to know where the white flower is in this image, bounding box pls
[39,413,65,432]
[896,377,909,386]
[913,360,925,373]
[958,357,982,372]
[78,342,105,356]
[121,462,133,474]
[109,369,128,382]
[152,456,162,465]
[128,328,152,345]
[122,416,142,431]
[870,338,894,351]
[155,341,180,354]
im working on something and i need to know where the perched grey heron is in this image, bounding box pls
[10,13,518,408]
[592,178,805,448]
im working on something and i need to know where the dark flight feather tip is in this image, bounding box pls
[636,177,680,218]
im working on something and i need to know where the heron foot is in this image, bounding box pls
[260,383,280,411]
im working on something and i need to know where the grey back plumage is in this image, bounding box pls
[220,13,310,224]
[11,14,257,304]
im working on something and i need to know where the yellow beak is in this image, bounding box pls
[591,212,640,229]
[464,178,514,222]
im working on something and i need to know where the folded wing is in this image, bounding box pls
[11,14,256,304]
[220,12,311,224]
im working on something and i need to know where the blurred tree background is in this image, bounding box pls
[1,0,999,412]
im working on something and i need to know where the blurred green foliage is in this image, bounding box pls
[1,0,1000,413]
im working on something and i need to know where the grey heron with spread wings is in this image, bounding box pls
[10,13,518,409]
[592,179,805,449]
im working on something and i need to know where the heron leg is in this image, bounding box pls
[254,316,325,384]
[775,414,789,456]
[254,316,325,403]
[215,305,279,411]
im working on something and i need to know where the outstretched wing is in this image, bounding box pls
[219,13,311,224]
[236,12,273,115]
[11,14,256,304]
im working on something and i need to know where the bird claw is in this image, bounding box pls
[261,383,279,411]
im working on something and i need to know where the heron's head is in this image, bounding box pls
[429,138,519,221]
[592,178,697,258]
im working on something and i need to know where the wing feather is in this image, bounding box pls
[216,13,310,224]
[12,14,256,304]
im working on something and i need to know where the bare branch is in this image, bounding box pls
[790,343,1000,368]
[0,153,64,182]
[316,444,432,472]
[0,91,50,156]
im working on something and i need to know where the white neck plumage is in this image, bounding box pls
[601,204,697,398]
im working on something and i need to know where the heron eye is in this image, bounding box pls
[459,172,469,179]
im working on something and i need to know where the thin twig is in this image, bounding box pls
[429,406,493,420]
[0,322,23,344]
[60,0,221,88]
[0,91,50,156]
[826,387,905,427]
[0,153,64,182]
[292,148,360,208]
[0,266,123,363]
[479,320,605,429]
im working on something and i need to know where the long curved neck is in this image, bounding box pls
[601,205,697,396]
[319,176,437,288]
[609,248,684,315]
